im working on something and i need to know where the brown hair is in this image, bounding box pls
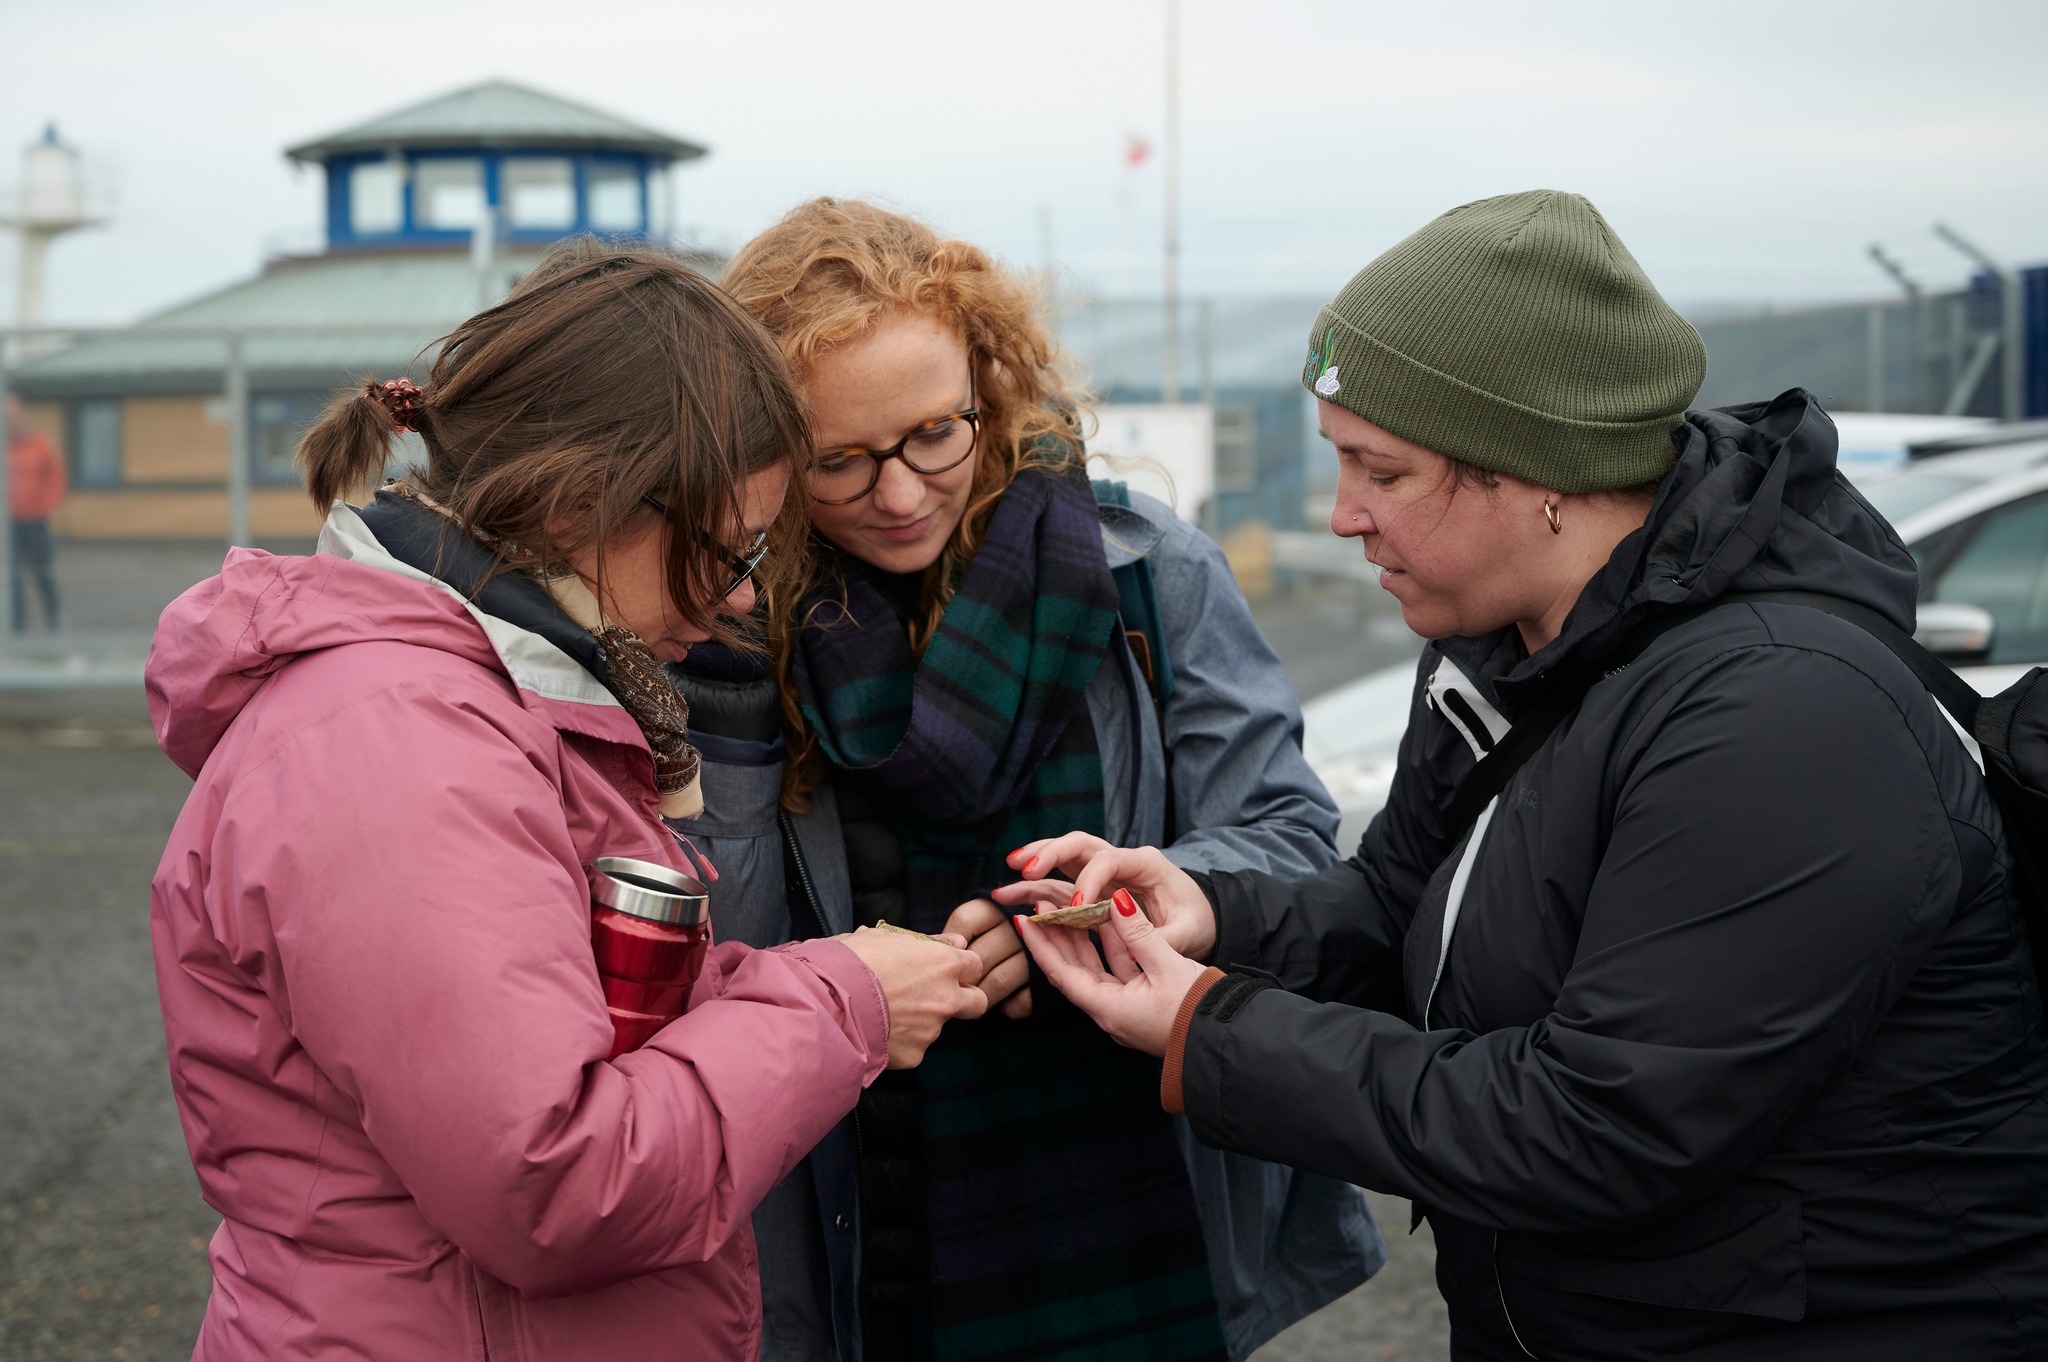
[297,237,809,645]
[721,198,1090,806]
[1446,457,1661,510]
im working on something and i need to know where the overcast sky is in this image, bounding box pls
[3,0,2045,325]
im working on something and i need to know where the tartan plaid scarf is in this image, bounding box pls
[792,467,1225,1361]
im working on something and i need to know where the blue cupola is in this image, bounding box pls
[284,80,706,252]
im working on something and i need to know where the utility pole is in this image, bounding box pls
[1036,203,1058,316]
[1934,223,2024,422]
[225,333,251,548]
[1868,244,1925,412]
[471,204,498,312]
[1161,0,1181,403]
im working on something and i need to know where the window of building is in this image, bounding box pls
[415,158,486,231]
[587,162,643,232]
[504,157,575,230]
[70,400,121,487]
[251,395,329,487]
[349,160,404,236]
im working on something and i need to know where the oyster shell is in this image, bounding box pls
[1028,899,1114,929]
[873,919,935,940]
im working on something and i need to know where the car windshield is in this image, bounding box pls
[1860,471,1981,527]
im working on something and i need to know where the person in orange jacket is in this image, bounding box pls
[7,393,66,632]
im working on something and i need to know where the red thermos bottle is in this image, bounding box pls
[589,856,710,1060]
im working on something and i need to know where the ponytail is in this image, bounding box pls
[296,379,415,511]
[289,240,807,649]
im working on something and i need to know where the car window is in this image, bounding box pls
[1932,493,2048,664]
[1860,471,1979,526]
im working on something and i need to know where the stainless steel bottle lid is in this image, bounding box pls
[592,856,709,926]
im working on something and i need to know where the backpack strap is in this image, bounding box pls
[1092,479,1175,710]
[1718,590,1982,730]
[1445,589,2048,1035]
[1111,560,1173,709]
[1094,478,1178,835]
[1719,592,2048,1027]
[1444,590,1972,836]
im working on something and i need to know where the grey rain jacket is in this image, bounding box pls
[671,489,1384,1362]
[1189,390,2048,1360]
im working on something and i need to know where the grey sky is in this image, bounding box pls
[4,0,2045,325]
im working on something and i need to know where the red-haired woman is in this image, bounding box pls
[667,201,1381,1361]
[148,241,988,1360]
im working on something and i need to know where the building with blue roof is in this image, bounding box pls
[287,79,702,253]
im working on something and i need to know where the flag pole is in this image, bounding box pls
[1162,0,1181,403]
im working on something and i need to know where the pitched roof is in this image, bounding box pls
[285,80,705,165]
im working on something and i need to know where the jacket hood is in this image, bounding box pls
[1447,388,1920,714]
[147,503,630,777]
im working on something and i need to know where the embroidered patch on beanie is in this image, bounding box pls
[1305,328,1340,396]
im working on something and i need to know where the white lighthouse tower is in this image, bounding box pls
[1,123,105,328]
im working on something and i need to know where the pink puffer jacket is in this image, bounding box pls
[147,506,889,1360]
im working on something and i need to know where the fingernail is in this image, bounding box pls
[1114,889,1138,917]
[1023,858,1039,877]
[1012,915,1029,932]
[1070,889,1085,906]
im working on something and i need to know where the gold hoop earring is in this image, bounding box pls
[1543,499,1562,535]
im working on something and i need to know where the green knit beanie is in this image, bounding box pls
[1303,189,1705,493]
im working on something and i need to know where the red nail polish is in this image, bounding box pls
[1114,889,1138,917]
[1070,889,1085,906]
[1013,915,1028,931]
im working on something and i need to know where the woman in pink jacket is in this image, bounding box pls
[147,241,988,1361]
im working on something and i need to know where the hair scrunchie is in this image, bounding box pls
[368,377,425,432]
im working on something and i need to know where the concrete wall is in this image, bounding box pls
[123,397,226,483]
[55,488,323,540]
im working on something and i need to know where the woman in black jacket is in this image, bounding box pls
[1004,190,2048,1360]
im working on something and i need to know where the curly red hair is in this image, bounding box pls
[722,197,1094,807]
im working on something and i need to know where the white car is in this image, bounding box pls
[1304,437,2048,850]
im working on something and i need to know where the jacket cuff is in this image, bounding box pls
[1161,967,1227,1114]
[780,939,891,1083]
[1198,868,1256,973]
[1185,870,1225,965]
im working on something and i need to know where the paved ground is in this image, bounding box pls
[0,690,219,1361]
[0,541,1446,1360]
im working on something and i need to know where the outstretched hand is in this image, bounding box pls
[838,927,988,1069]
[994,834,1218,961]
[1012,890,1209,1057]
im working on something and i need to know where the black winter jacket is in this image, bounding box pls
[1191,392,2048,1360]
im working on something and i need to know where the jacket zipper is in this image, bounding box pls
[782,810,868,1306]
[1492,1230,1539,1358]
[779,809,831,940]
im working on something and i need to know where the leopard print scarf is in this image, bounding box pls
[388,485,703,818]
